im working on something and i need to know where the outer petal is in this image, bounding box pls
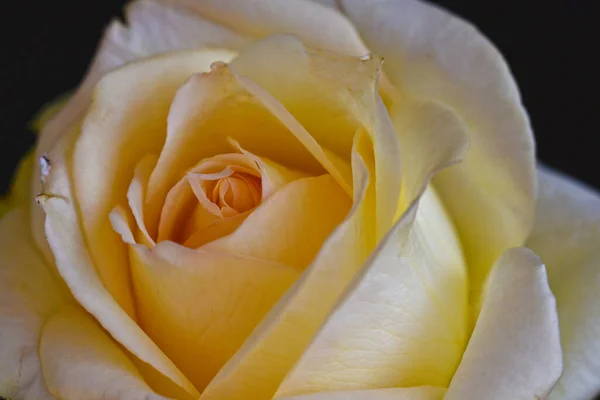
[159,0,368,55]
[445,248,562,400]
[39,305,168,400]
[275,186,467,397]
[39,129,198,397]
[339,0,536,306]
[31,0,245,262]
[71,49,235,318]
[278,386,446,400]
[0,208,64,400]
[526,167,600,400]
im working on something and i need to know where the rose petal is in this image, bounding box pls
[445,248,562,399]
[204,174,351,269]
[275,185,467,396]
[70,49,234,317]
[145,58,352,234]
[201,105,466,399]
[39,305,171,400]
[199,134,374,400]
[128,154,158,247]
[129,244,300,391]
[340,0,536,308]
[277,386,446,400]
[230,34,400,238]
[0,208,65,399]
[526,167,600,400]
[159,0,368,56]
[39,129,198,397]
[128,174,348,390]
[31,0,243,262]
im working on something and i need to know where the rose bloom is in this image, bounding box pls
[1,1,599,400]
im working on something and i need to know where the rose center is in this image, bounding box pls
[157,152,264,248]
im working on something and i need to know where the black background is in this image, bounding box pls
[0,0,598,398]
[0,1,597,193]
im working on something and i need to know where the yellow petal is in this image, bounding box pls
[39,129,198,397]
[129,243,300,391]
[145,57,352,233]
[160,0,368,56]
[526,167,600,400]
[128,174,347,390]
[39,305,170,400]
[340,0,536,309]
[70,49,235,317]
[276,186,467,396]
[390,100,469,215]
[445,248,562,400]
[128,154,158,247]
[205,175,351,268]
[277,386,446,400]
[0,208,66,399]
[30,0,242,265]
[200,136,375,400]
[230,34,400,238]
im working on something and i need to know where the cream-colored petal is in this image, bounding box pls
[39,305,170,400]
[160,0,367,55]
[230,34,400,236]
[128,154,158,247]
[276,186,467,397]
[129,243,301,392]
[31,0,242,261]
[526,167,600,400]
[340,0,536,307]
[0,208,66,400]
[278,386,446,400]
[205,175,351,269]
[199,137,375,400]
[391,100,469,215]
[39,130,198,397]
[445,248,562,400]
[70,49,235,317]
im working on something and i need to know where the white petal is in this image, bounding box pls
[159,0,368,55]
[527,167,600,400]
[0,208,64,400]
[445,248,562,400]
[340,0,536,305]
[40,305,169,400]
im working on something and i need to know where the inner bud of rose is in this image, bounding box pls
[157,152,264,247]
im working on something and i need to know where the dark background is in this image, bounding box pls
[0,1,597,193]
[0,1,598,398]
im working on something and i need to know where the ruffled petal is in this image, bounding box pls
[339,0,536,307]
[526,167,600,400]
[445,248,562,399]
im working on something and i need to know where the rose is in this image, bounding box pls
[1,1,599,399]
